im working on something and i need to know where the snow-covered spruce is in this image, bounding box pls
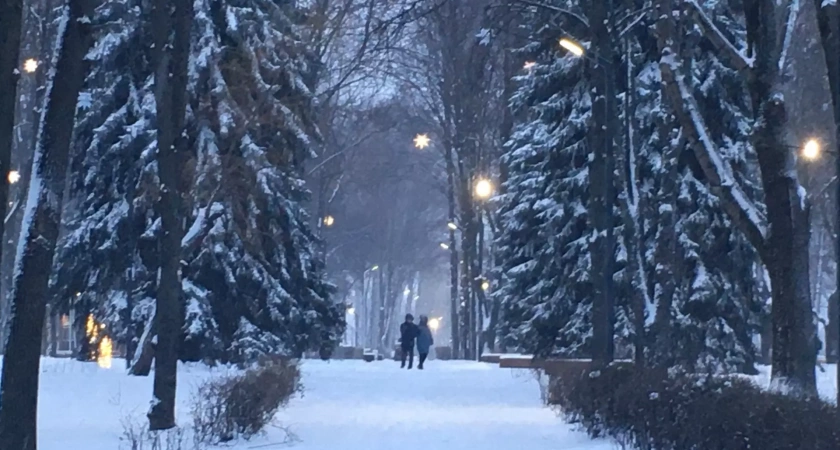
[54,0,344,365]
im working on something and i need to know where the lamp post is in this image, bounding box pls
[361,265,378,348]
[559,36,616,365]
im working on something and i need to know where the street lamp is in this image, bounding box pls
[481,280,490,291]
[428,317,441,332]
[413,133,430,149]
[447,222,458,231]
[7,171,20,184]
[22,58,38,73]
[559,38,585,56]
[440,242,450,250]
[323,215,335,227]
[802,139,821,160]
[474,178,493,199]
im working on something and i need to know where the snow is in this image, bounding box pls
[27,358,611,450]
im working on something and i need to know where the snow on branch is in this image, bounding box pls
[658,53,767,251]
[181,184,223,256]
[512,0,589,28]
[778,0,801,72]
[684,0,754,72]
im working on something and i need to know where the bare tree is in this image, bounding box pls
[655,0,817,395]
[0,0,96,447]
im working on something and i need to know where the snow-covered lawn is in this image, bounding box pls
[751,364,837,402]
[27,358,611,450]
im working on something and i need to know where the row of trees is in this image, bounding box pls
[0,0,430,445]
[489,0,840,399]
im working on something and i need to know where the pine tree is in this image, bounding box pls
[495,17,602,358]
[495,0,764,371]
[55,0,344,366]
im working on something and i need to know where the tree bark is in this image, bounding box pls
[0,0,24,331]
[811,0,840,406]
[0,0,95,447]
[584,0,618,366]
[147,0,193,431]
[444,143,460,358]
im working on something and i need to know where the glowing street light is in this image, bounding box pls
[559,38,585,57]
[347,306,355,315]
[802,139,821,160]
[22,58,38,73]
[323,215,335,227]
[523,61,536,70]
[440,242,450,250]
[447,222,458,231]
[370,265,379,271]
[7,171,20,184]
[413,133,430,149]
[481,280,490,291]
[428,317,441,332]
[474,178,493,199]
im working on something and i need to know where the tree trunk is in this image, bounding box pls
[147,0,192,431]
[749,0,817,396]
[0,0,23,336]
[655,0,817,395]
[585,0,617,366]
[445,144,460,358]
[0,1,94,447]
[812,0,840,404]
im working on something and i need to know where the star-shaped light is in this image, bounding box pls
[413,133,430,149]
[23,58,38,73]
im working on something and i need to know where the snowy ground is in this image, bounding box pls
[751,364,837,402]
[29,358,613,450]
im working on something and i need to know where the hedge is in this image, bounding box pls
[550,364,840,450]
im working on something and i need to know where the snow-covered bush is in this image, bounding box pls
[190,357,301,444]
[551,364,840,449]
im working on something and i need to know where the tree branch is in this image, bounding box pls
[511,0,589,28]
[684,0,754,72]
[658,52,767,252]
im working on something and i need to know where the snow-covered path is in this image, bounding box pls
[275,360,611,449]
[33,358,612,449]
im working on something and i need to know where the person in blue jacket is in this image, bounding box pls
[416,315,434,370]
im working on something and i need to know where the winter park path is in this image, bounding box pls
[31,358,612,450]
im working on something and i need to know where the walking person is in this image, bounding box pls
[399,313,419,369]
[416,315,434,370]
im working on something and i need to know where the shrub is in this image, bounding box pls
[551,364,840,450]
[120,414,197,450]
[191,356,301,444]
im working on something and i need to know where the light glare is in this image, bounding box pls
[474,178,493,199]
[802,139,820,160]
[413,133,430,149]
[23,58,38,73]
[559,38,585,57]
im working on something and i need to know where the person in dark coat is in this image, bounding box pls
[399,313,419,369]
[416,315,434,369]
